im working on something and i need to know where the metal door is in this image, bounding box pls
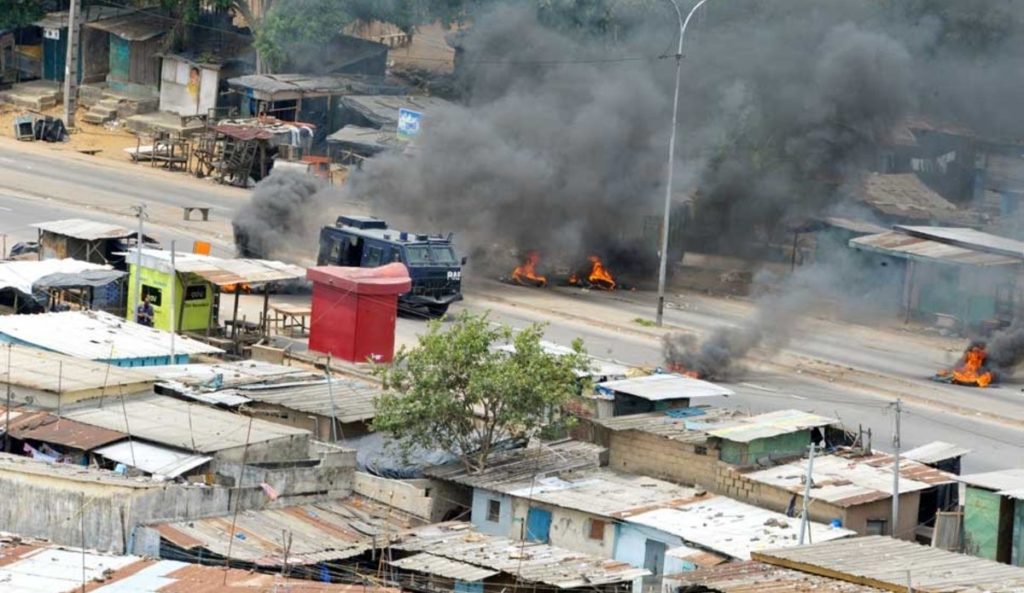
[644,539,666,575]
[525,507,552,543]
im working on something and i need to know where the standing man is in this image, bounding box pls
[135,295,154,327]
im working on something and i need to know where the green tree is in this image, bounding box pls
[373,313,589,472]
[0,0,44,30]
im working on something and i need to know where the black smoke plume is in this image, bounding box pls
[233,171,328,260]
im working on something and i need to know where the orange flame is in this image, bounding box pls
[222,283,252,294]
[668,362,700,379]
[512,251,548,287]
[940,345,993,387]
[587,255,615,290]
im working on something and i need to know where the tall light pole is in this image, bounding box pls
[656,0,709,327]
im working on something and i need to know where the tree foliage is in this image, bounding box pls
[0,0,44,30]
[372,313,589,472]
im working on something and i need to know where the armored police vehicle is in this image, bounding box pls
[317,215,464,317]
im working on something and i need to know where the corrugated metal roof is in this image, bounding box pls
[824,217,889,235]
[665,545,729,568]
[394,522,650,588]
[125,248,306,287]
[896,225,1024,260]
[624,495,854,561]
[903,441,971,465]
[957,468,1024,492]
[589,408,744,443]
[496,341,632,380]
[0,451,166,489]
[144,361,320,388]
[94,440,211,478]
[666,560,886,593]
[504,469,700,518]
[152,497,421,566]
[234,377,379,423]
[425,441,604,490]
[65,393,308,453]
[705,410,837,443]
[743,449,957,507]
[84,12,169,40]
[340,95,455,128]
[0,544,398,593]
[857,173,978,225]
[0,310,222,361]
[753,536,1024,593]
[0,406,126,450]
[0,546,139,593]
[31,218,138,241]
[596,373,734,401]
[850,231,1020,267]
[229,73,408,98]
[390,552,500,581]
[0,344,154,397]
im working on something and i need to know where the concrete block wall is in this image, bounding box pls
[607,431,720,489]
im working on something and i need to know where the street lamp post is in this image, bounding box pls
[656,0,710,327]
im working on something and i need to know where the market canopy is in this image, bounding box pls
[0,259,124,296]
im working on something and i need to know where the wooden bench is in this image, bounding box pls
[183,206,210,221]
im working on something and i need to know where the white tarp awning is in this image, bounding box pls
[0,259,114,295]
[93,440,211,478]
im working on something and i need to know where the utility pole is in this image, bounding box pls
[131,203,147,321]
[892,399,902,537]
[4,343,11,454]
[62,0,81,127]
[169,240,176,360]
[657,0,711,326]
[798,441,816,545]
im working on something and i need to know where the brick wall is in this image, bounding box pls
[607,431,720,489]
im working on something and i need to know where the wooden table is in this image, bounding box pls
[271,303,312,336]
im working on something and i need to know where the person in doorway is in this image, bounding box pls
[135,295,155,327]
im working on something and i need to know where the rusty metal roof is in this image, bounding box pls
[856,173,978,225]
[125,248,305,287]
[31,218,138,241]
[84,11,169,41]
[152,496,422,567]
[705,409,837,443]
[896,225,1024,260]
[753,536,1024,593]
[393,522,650,588]
[850,231,1020,267]
[389,553,500,581]
[742,448,957,508]
[666,560,885,593]
[0,406,125,450]
[424,441,604,490]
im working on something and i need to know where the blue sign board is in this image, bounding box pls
[397,108,422,140]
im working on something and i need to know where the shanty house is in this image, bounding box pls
[589,374,734,418]
[64,392,310,464]
[32,218,154,269]
[0,258,125,314]
[158,53,221,117]
[739,447,958,540]
[148,360,380,439]
[849,225,1024,332]
[139,496,420,573]
[0,452,254,553]
[851,172,979,226]
[17,7,130,83]
[123,247,305,333]
[389,521,649,593]
[586,408,838,488]
[0,544,395,593]
[82,11,169,97]
[0,344,154,409]
[958,468,1024,565]
[0,310,222,367]
[228,74,408,144]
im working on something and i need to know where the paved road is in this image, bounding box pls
[1,140,1019,472]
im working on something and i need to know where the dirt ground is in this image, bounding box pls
[0,103,142,165]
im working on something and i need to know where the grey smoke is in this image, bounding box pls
[982,329,1024,374]
[232,171,329,260]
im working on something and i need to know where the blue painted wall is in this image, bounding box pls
[471,488,513,537]
[614,522,693,575]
